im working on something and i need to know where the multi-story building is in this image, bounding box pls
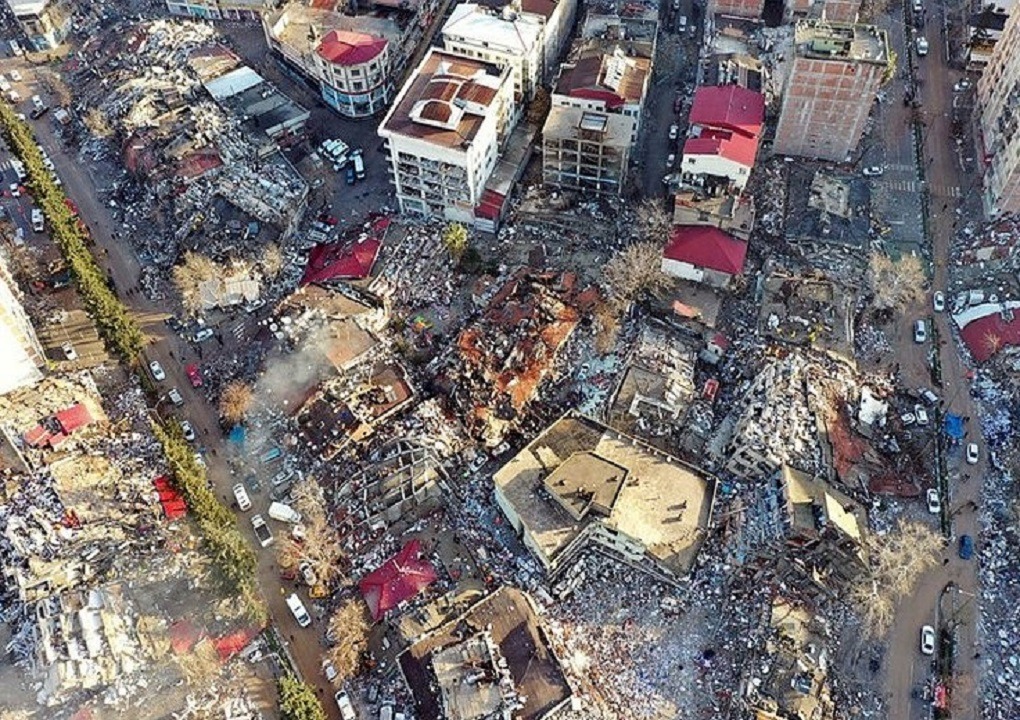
[773,21,890,162]
[551,42,652,147]
[0,249,45,395]
[263,2,406,118]
[681,85,764,193]
[7,0,71,51]
[542,106,632,195]
[783,0,862,24]
[977,9,1020,214]
[166,0,271,21]
[521,0,578,77]
[708,0,763,20]
[378,49,515,223]
[441,3,544,103]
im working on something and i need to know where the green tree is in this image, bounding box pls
[442,222,469,262]
[278,676,327,720]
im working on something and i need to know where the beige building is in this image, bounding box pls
[493,414,716,583]
[0,249,45,395]
[774,22,890,162]
[542,106,633,195]
[7,0,71,50]
[379,50,515,223]
[977,9,1020,214]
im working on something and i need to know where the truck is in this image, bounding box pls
[268,501,302,524]
[251,514,274,547]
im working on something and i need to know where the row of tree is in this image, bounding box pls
[151,421,266,624]
[278,675,326,720]
[0,100,145,362]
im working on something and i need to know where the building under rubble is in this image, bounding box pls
[493,414,717,585]
[344,438,447,527]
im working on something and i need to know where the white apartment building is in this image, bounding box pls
[165,0,270,21]
[378,49,515,224]
[0,249,45,395]
[441,4,544,103]
[977,9,1020,214]
[7,0,71,51]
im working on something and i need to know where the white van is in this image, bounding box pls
[268,501,302,524]
[379,707,393,720]
[31,208,44,232]
[353,153,365,180]
[285,593,312,628]
[232,483,252,512]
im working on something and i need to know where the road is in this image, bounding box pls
[882,0,983,717]
[5,59,346,719]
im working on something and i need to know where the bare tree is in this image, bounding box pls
[326,600,370,683]
[218,381,254,424]
[593,300,621,354]
[288,477,344,587]
[172,252,218,315]
[260,243,284,278]
[602,241,676,315]
[850,519,942,637]
[634,198,672,241]
[867,252,926,313]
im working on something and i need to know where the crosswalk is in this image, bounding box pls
[878,179,962,197]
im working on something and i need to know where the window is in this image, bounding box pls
[353,81,364,91]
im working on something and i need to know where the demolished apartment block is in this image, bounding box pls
[399,587,572,720]
[747,597,836,720]
[444,269,597,443]
[784,167,872,269]
[721,353,854,480]
[343,438,447,527]
[605,322,698,442]
[493,414,717,585]
[758,264,857,365]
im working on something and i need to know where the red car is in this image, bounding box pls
[185,363,203,388]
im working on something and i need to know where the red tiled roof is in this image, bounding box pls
[688,85,764,138]
[683,128,760,168]
[663,225,748,276]
[959,310,1020,362]
[55,403,93,434]
[301,237,382,285]
[359,540,437,621]
[317,30,387,66]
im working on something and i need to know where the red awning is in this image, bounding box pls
[55,403,94,434]
[359,539,437,622]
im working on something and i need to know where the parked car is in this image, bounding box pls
[914,405,929,425]
[9,182,19,197]
[920,625,936,655]
[900,412,916,426]
[251,514,274,547]
[232,483,252,511]
[323,659,338,683]
[668,124,679,140]
[61,342,77,361]
[345,166,355,185]
[185,363,203,388]
[149,360,166,381]
[913,319,927,343]
[168,388,184,406]
[933,291,945,312]
[919,388,940,405]
[335,691,357,720]
[9,70,22,82]
[966,442,979,464]
[666,153,676,168]
[285,592,312,627]
[193,452,206,468]
[180,420,196,442]
[959,534,975,559]
[193,328,214,342]
[926,488,941,514]
[862,165,884,177]
[954,78,971,91]
[299,561,317,587]
[916,36,929,56]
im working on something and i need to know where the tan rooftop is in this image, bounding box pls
[543,105,634,146]
[380,49,508,149]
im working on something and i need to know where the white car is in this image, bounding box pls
[168,387,184,406]
[954,78,971,91]
[299,561,317,587]
[323,659,338,683]
[232,483,252,512]
[61,342,77,361]
[335,691,356,720]
[180,420,196,442]
[933,291,945,312]
[862,165,885,177]
[193,451,206,468]
[920,625,936,655]
[149,360,166,381]
[913,320,927,344]
[252,514,274,547]
[193,328,214,342]
[9,70,22,82]
[668,124,679,140]
[9,182,19,197]
[926,488,941,514]
[966,442,979,465]
[914,405,929,425]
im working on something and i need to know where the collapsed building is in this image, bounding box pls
[442,269,597,444]
[784,168,872,271]
[344,438,447,528]
[493,414,717,585]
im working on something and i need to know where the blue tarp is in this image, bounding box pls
[228,425,246,445]
[944,414,964,440]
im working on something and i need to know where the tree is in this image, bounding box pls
[850,519,942,637]
[867,252,926,314]
[326,600,370,683]
[602,241,676,315]
[634,198,672,241]
[278,675,326,720]
[172,252,218,315]
[442,222,469,262]
[526,87,551,126]
[219,381,254,424]
[260,243,284,277]
[288,477,344,586]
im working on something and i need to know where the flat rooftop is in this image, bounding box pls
[399,587,570,720]
[268,3,403,52]
[794,20,890,64]
[379,49,508,150]
[442,3,543,53]
[494,415,715,575]
[543,104,634,146]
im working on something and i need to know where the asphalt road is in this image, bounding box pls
[8,58,347,720]
[882,2,983,718]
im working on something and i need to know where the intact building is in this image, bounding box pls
[681,85,765,193]
[0,249,45,395]
[977,9,1020,214]
[166,0,271,21]
[709,0,763,20]
[378,49,515,224]
[7,0,71,51]
[493,414,716,584]
[773,22,890,162]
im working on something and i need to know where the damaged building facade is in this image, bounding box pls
[6,0,72,51]
[0,248,46,395]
